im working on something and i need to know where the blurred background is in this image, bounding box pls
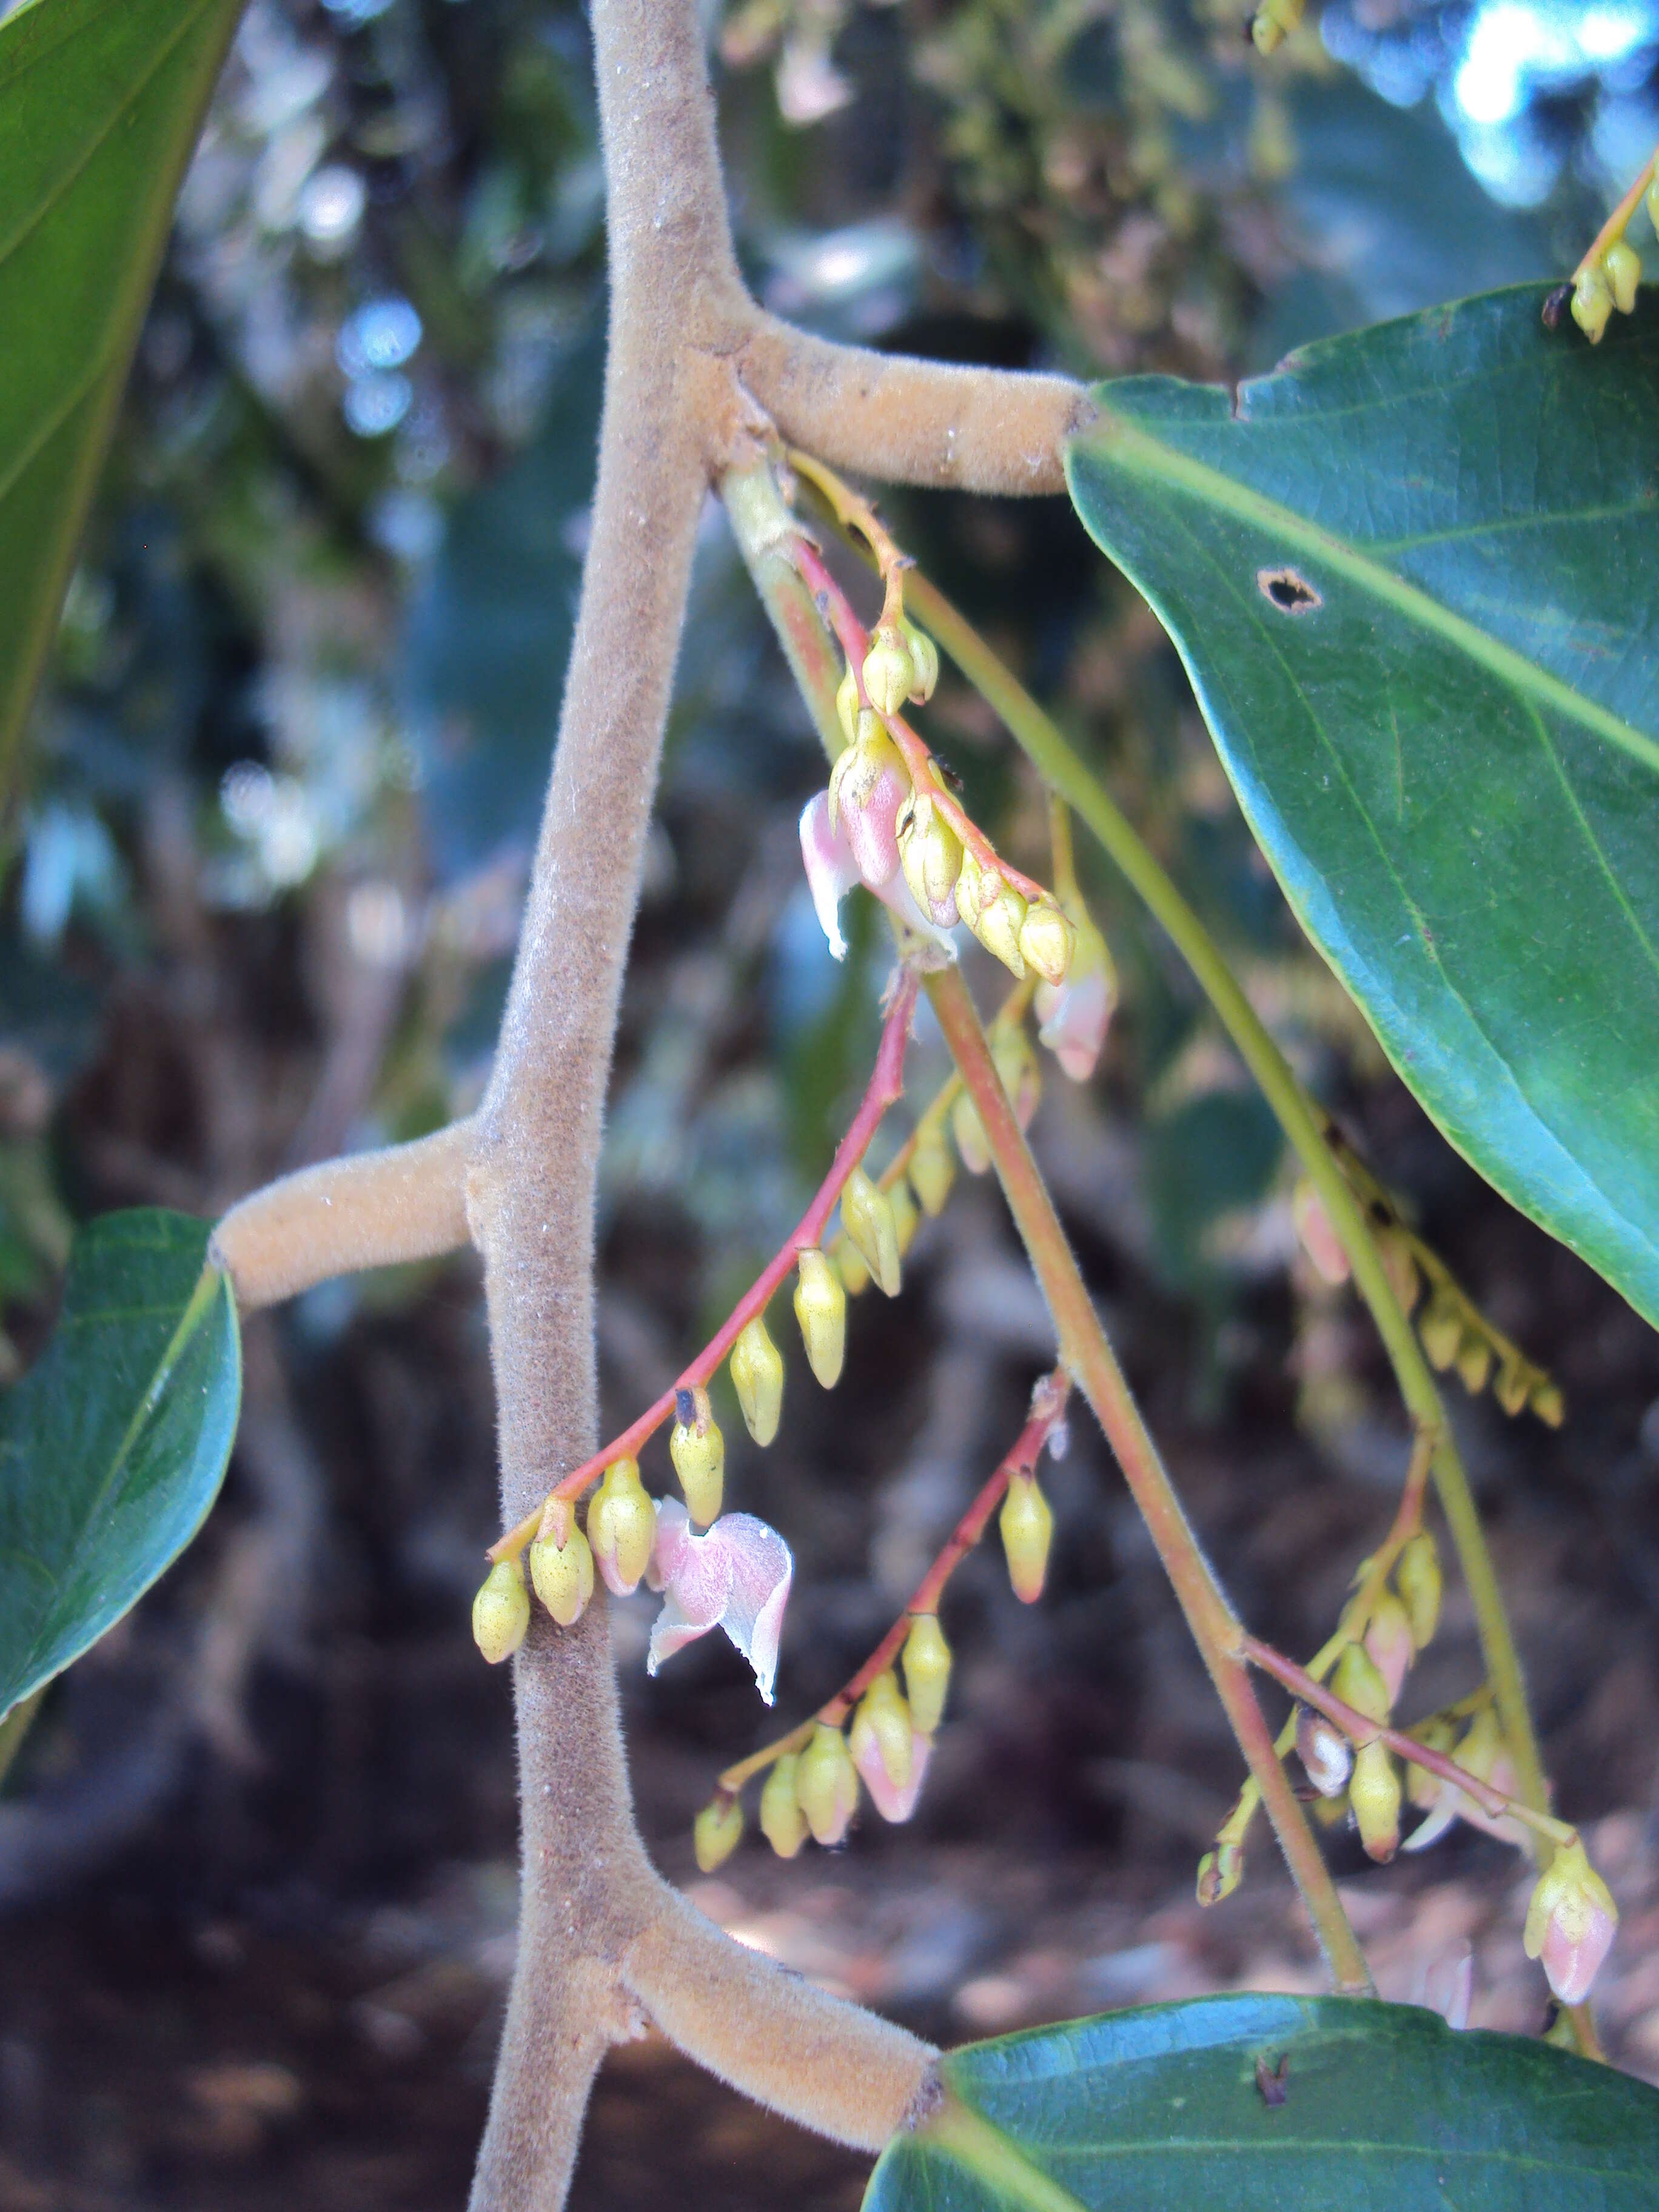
[3,0,1659,2203]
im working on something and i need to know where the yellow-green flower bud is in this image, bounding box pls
[1395,1530,1441,1651]
[1404,1713,1456,1809]
[951,1092,991,1176]
[472,1557,531,1664]
[890,1175,920,1258]
[1493,1358,1529,1417]
[841,1165,900,1297]
[1000,1472,1053,1604]
[760,1752,807,1858]
[971,880,1028,977]
[694,1793,743,1873]
[898,791,963,927]
[1196,1840,1244,1905]
[1531,1377,1565,1427]
[1350,1739,1401,1861]
[835,663,859,748]
[730,1313,784,1446]
[900,618,939,703]
[1572,266,1614,343]
[909,1129,954,1218]
[837,1239,870,1298]
[670,1385,725,1526]
[1605,239,1641,315]
[953,846,987,930]
[1330,1639,1392,1725]
[1017,899,1073,987]
[902,1613,952,1737]
[529,1517,594,1627]
[591,1455,657,1595]
[850,1671,913,1791]
[1455,1333,1492,1395]
[1418,1287,1463,1372]
[862,627,915,717]
[793,1247,846,1390]
[797,1721,859,1845]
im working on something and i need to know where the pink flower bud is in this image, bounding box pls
[1524,1840,1618,2006]
[829,716,908,889]
[645,1500,793,1705]
[851,1714,932,1824]
[1035,960,1114,1084]
[1292,1179,1351,1285]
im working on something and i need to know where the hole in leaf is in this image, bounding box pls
[1257,567,1321,614]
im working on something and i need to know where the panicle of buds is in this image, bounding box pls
[1350,1739,1402,1861]
[694,1793,744,1873]
[669,1385,725,1527]
[730,1313,785,1446]
[589,1455,658,1595]
[902,1613,952,1736]
[999,1471,1054,1604]
[529,1503,595,1628]
[793,1247,846,1389]
[472,1557,531,1664]
[1395,1530,1442,1650]
[760,1752,808,1858]
[909,1127,954,1216]
[840,1165,901,1297]
[798,1721,859,1846]
[1295,1701,1353,1798]
[1524,1838,1618,2005]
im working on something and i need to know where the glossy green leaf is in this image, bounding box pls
[0,0,246,789]
[866,1994,1659,2211]
[0,1210,241,1719]
[1065,289,1659,1328]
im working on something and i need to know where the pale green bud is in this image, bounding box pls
[760,1752,808,1858]
[909,1130,955,1218]
[862,627,915,717]
[841,1165,900,1297]
[1605,239,1641,315]
[1418,1287,1463,1372]
[971,879,1028,977]
[1455,1332,1492,1396]
[951,1091,991,1176]
[730,1313,784,1446]
[694,1793,744,1873]
[897,791,962,927]
[670,1385,725,1526]
[850,1671,913,1791]
[902,1613,952,1737]
[1572,266,1614,343]
[1350,1739,1401,1862]
[953,846,988,930]
[1404,1713,1456,1809]
[1017,898,1073,987]
[591,1456,657,1595]
[835,663,859,748]
[1494,1358,1529,1418]
[1330,1639,1392,1725]
[472,1557,531,1664]
[1532,1377,1565,1427]
[900,618,939,703]
[890,1176,920,1259]
[1196,1840,1244,1905]
[836,1239,870,1298]
[797,1721,859,1846]
[529,1515,594,1627]
[999,1472,1053,1604]
[793,1247,846,1390]
[1395,1530,1442,1651]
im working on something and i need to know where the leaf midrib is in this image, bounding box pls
[1073,409,1659,784]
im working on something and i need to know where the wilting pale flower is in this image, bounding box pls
[1034,911,1116,1082]
[852,1720,932,1823]
[800,792,954,961]
[1524,1839,1618,2006]
[645,1499,792,1704]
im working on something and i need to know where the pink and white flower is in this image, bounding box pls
[800,792,955,962]
[645,1499,793,1706]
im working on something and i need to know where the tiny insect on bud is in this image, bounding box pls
[1292,1179,1351,1285]
[900,618,940,703]
[908,1129,955,1217]
[951,1092,991,1176]
[890,1175,920,1258]
[1604,238,1641,315]
[529,1520,595,1627]
[669,1384,725,1526]
[850,1671,914,1794]
[993,1026,1041,1132]
[1524,1838,1618,2006]
[1331,1638,1392,1724]
[897,791,963,927]
[730,1313,785,1446]
[1196,1840,1244,1906]
[862,628,916,717]
[902,1613,952,1736]
[1417,1287,1463,1372]
[1455,1333,1492,1395]
[1364,1590,1416,1707]
[1572,265,1614,343]
[793,1248,846,1390]
[760,1752,808,1858]
[1350,1738,1401,1862]
[590,1455,659,1595]
[694,1793,744,1873]
[1296,1702,1353,1797]
[972,880,1029,977]
[1000,1471,1054,1604]
[841,1165,901,1297]
[1017,899,1073,987]
[1395,1530,1442,1651]
[472,1557,531,1664]
[835,663,859,748]
[837,1239,871,1297]
[798,1721,859,1846]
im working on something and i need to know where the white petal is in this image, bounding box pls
[709,1512,793,1706]
[800,794,859,960]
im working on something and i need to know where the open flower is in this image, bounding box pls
[800,792,955,962]
[1401,1708,1528,1854]
[645,1499,793,1705]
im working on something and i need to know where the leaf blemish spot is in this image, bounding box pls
[1258,567,1321,614]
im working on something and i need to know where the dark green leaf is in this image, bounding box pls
[0,1209,241,1719]
[866,1994,1659,2211]
[1065,289,1659,1327]
[0,0,246,790]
